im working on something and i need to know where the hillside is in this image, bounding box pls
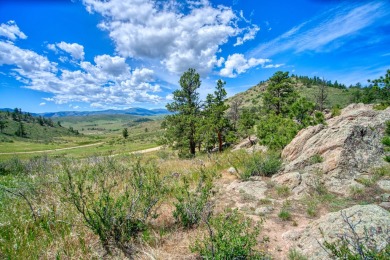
[0,110,79,143]
[228,76,355,109]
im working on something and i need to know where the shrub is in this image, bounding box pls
[278,209,291,221]
[191,209,265,259]
[331,105,341,117]
[61,157,167,257]
[257,114,299,149]
[309,154,323,164]
[288,248,308,260]
[173,169,213,228]
[241,152,282,179]
[0,157,25,176]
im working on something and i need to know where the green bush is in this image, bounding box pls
[242,152,282,179]
[173,169,213,228]
[257,114,299,149]
[191,209,265,259]
[0,157,25,176]
[382,136,390,147]
[331,105,341,117]
[309,154,323,164]
[61,157,167,257]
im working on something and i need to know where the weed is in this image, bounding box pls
[309,154,323,164]
[276,185,290,197]
[173,168,213,228]
[191,209,266,259]
[278,209,291,221]
[288,248,308,260]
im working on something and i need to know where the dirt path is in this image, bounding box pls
[110,146,163,157]
[0,142,104,155]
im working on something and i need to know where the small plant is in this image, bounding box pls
[309,154,323,164]
[173,169,213,228]
[191,209,266,259]
[331,105,341,117]
[276,185,291,197]
[288,248,308,260]
[278,208,291,221]
[305,198,318,217]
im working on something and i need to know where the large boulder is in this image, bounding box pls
[290,204,390,259]
[279,104,390,195]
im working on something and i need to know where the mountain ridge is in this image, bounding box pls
[0,107,172,118]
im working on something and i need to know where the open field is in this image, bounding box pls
[0,115,164,160]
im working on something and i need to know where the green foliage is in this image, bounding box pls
[310,154,324,164]
[173,169,213,228]
[237,108,256,140]
[0,157,25,176]
[290,97,325,127]
[191,209,265,259]
[164,68,201,156]
[278,208,291,221]
[61,157,167,256]
[122,127,129,139]
[257,114,299,149]
[288,248,308,260]
[15,122,27,137]
[242,152,282,180]
[331,105,341,117]
[201,79,232,152]
[263,71,297,116]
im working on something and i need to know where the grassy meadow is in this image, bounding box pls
[0,114,164,160]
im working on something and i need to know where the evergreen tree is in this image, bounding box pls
[315,79,328,111]
[263,71,297,116]
[164,68,201,157]
[203,79,230,152]
[122,128,129,139]
[0,119,7,133]
[15,122,27,137]
[237,108,256,144]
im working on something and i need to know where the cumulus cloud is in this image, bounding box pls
[54,41,85,60]
[219,53,273,78]
[39,102,46,106]
[0,37,162,108]
[82,0,258,74]
[0,21,27,41]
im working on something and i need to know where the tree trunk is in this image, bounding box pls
[190,140,196,155]
[217,131,223,153]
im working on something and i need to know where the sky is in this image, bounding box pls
[0,0,389,113]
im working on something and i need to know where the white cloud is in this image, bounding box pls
[55,42,85,60]
[219,53,272,78]
[39,102,46,106]
[251,2,388,58]
[0,21,27,41]
[234,25,259,46]
[82,0,257,74]
[0,39,162,108]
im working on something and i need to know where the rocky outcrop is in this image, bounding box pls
[278,104,390,195]
[289,205,390,259]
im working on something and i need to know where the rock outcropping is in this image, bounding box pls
[288,204,390,259]
[274,104,390,195]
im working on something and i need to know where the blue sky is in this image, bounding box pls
[0,0,389,112]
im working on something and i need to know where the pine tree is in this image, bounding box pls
[203,79,230,152]
[163,68,201,157]
[122,128,129,139]
[263,71,297,116]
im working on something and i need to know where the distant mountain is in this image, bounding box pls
[0,108,172,118]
